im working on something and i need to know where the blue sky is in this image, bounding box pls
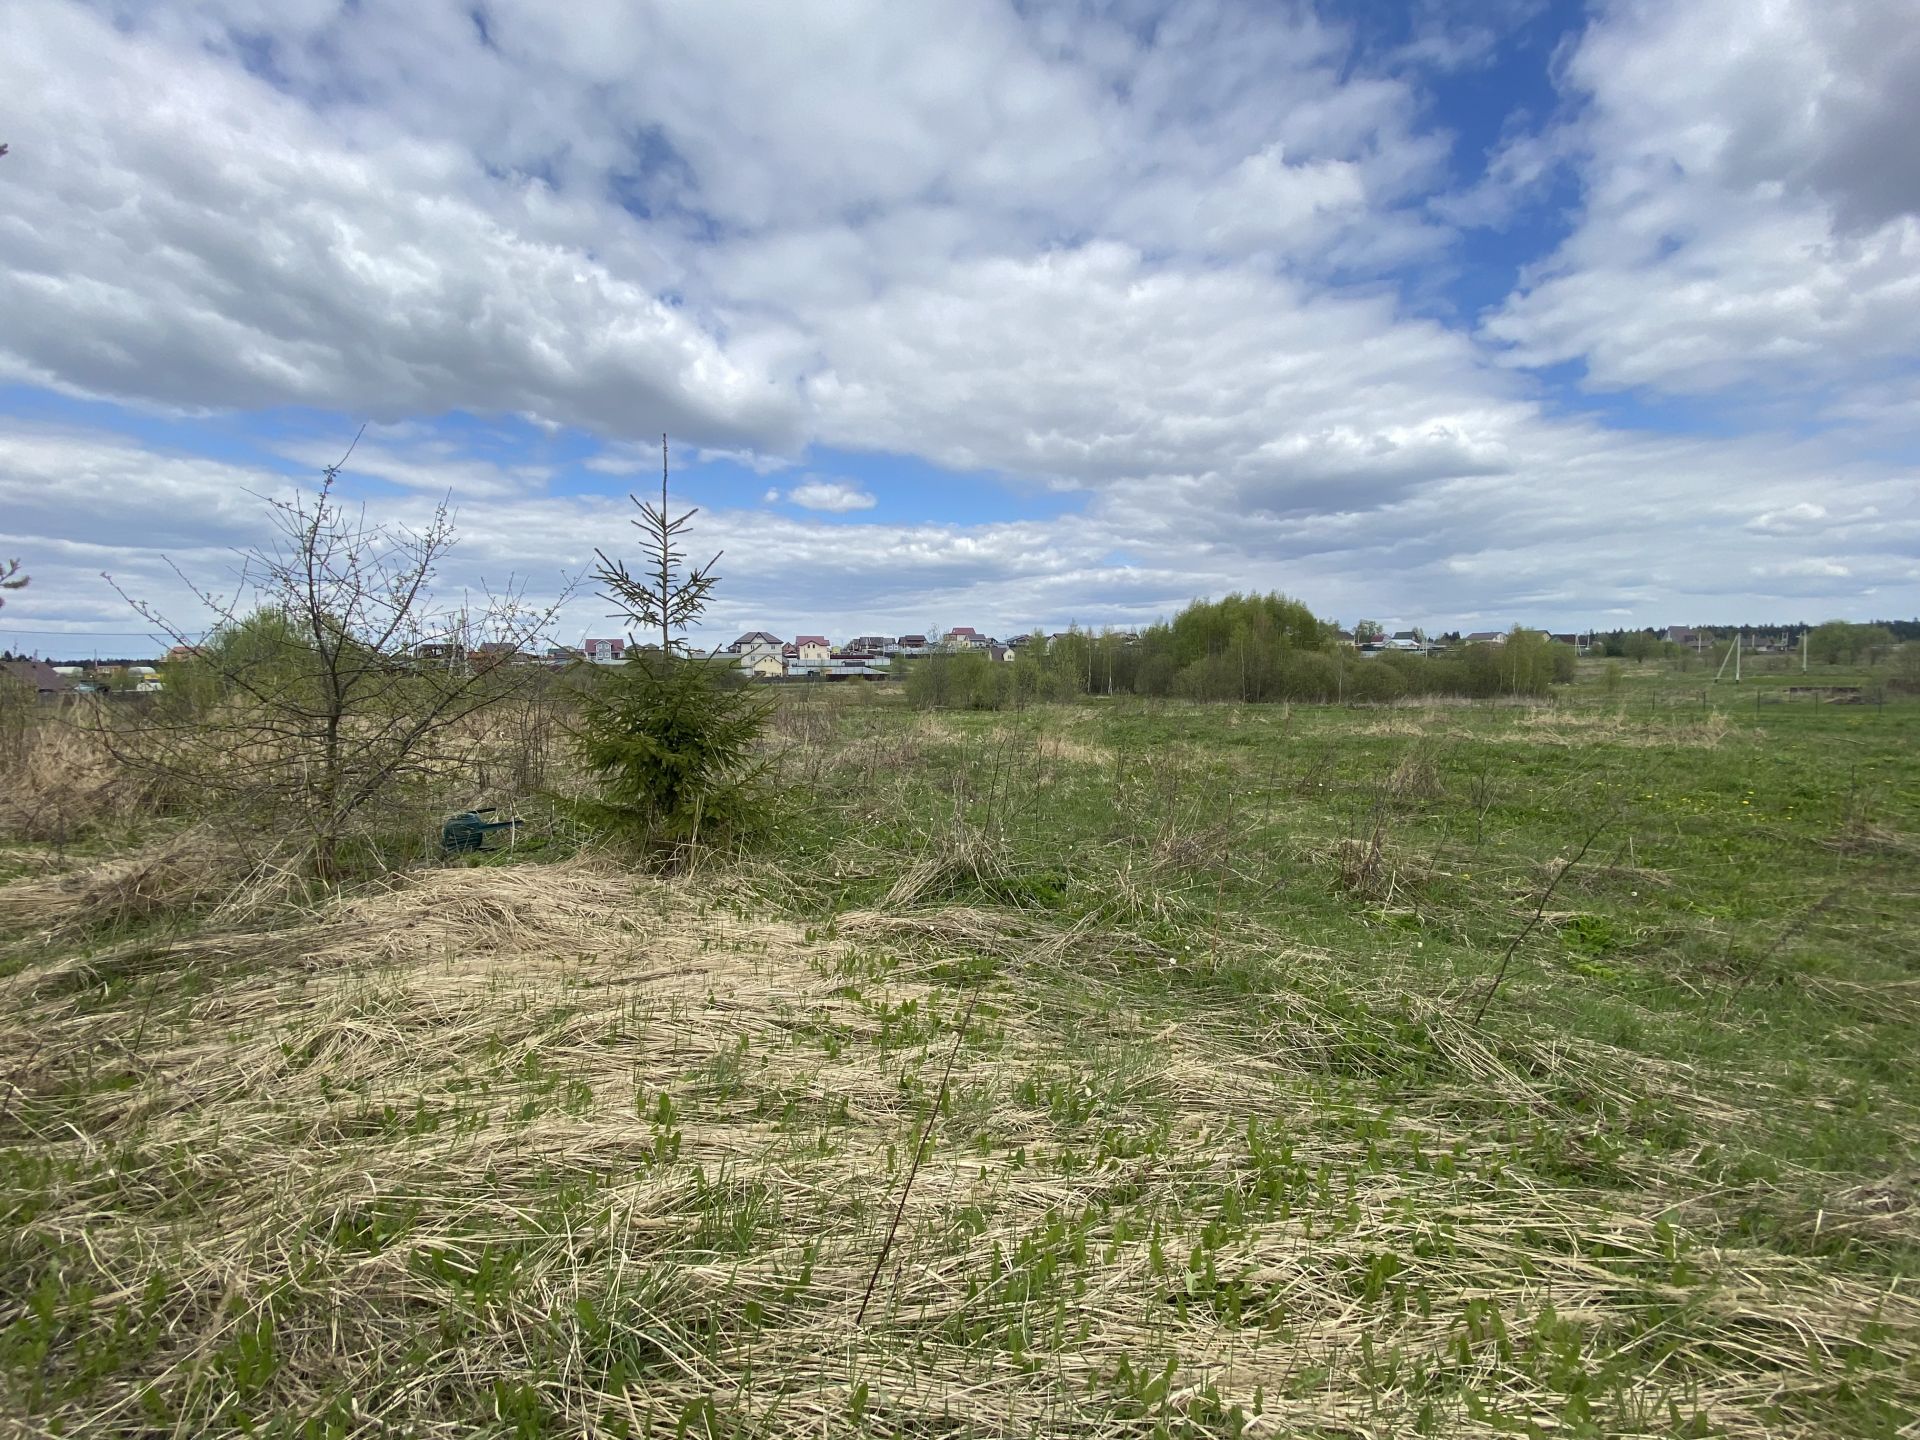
[1,0,1915,655]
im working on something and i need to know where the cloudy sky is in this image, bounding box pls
[2,0,1916,654]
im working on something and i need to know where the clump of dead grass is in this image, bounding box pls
[877,813,1013,909]
[1819,814,1917,857]
[1501,706,1734,750]
[1383,747,1444,804]
[0,824,294,941]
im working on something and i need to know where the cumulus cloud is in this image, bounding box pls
[0,3,805,449]
[783,479,877,513]
[1483,0,1920,398]
[0,0,1913,642]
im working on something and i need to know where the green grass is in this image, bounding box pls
[1,682,1915,1436]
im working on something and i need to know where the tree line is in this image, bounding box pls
[906,593,1577,710]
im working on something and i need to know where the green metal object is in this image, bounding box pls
[441,808,522,854]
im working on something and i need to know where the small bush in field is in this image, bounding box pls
[1344,661,1404,704]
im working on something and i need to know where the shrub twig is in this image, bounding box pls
[856,983,985,1325]
[1470,812,1611,1026]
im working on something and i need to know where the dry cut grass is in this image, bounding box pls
[2,859,1914,1437]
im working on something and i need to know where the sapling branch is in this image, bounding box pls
[1469,811,1612,1027]
[857,984,985,1325]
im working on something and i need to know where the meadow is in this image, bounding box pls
[1,669,1915,1437]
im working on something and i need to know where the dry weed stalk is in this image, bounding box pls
[1469,812,1611,1025]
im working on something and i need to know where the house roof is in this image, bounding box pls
[582,637,625,648]
[794,634,829,646]
[895,634,927,645]
[732,631,782,647]
[1464,631,1503,642]
[946,626,978,636]
[0,658,69,694]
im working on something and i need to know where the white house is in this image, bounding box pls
[741,653,784,680]
[581,637,626,664]
[727,631,784,672]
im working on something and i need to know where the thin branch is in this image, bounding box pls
[857,985,985,1325]
[1469,811,1612,1027]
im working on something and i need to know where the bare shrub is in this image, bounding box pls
[108,444,570,879]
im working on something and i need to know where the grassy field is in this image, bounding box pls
[2,681,1916,1437]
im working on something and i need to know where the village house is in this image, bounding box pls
[1463,630,1506,645]
[742,653,785,680]
[474,641,530,668]
[793,634,831,664]
[0,658,72,698]
[581,637,626,665]
[726,631,784,672]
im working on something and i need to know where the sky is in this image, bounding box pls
[2,0,1916,656]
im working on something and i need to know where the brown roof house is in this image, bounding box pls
[0,658,72,698]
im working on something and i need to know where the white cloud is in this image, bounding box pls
[4,422,1914,657]
[1747,503,1827,533]
[0,3,805,449]
[1483,0,1920,398]
[0,0,1914,641]
[1760,558,1851,579]
[783,479,876,513]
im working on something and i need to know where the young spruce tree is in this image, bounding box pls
[575,435,771,853]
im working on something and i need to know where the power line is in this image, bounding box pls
[0,628,205,638]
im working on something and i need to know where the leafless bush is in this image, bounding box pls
[106,442,571,879]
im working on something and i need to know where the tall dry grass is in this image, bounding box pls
[0,701,167,847]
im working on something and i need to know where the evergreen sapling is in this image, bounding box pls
[574,435,772,853]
